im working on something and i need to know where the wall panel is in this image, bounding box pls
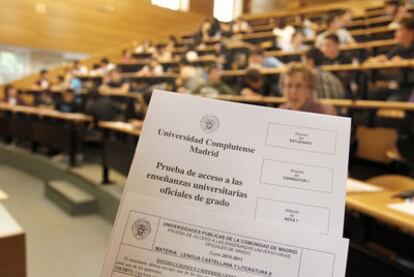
[0,0,204,54]
[189,0,214,18]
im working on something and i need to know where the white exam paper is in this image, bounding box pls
[100,194,349,277]
[124,91,351,236]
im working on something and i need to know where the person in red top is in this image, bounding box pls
[33,69,51,89]
[279,63,336,115]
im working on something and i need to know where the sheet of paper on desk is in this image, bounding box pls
[101,194,349,277]
[388,201,414,216]
[346,179,382,193]
[122,90,351,236]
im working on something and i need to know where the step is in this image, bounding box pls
[45,180,97,216]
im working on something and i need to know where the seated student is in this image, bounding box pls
[153,44,172,63]
[99,58,116,74]
[372,17,414,62]
[232,18,252,34]
[389,5,411,29]
[337,9,353,27]
[126,92,151,123]
[293,15,318,39]
[167,35,178,50]
[210,18,222,38]
[137,58,164,76]
[240,69,265,97]
[33,69,51,89]
[70,60,88,75]
[99,68,130,93]
[199,19,213,41]
[120,49,133,63]
[33,90,55,109]
[85,88,119,121]
[320,34,353,65]
[248,48,283,69]
[53,75,67,91]
[176,58,205,93]
[1,85,26,105]
[384,0,401,17]
[134,39,155,54]
[192,66,236,96]
[65,71,82,93]
[285,30,309,52]
[211,43,228,66]
[272,18,296,51]
[220,22,233,38]
[315,14,355,48]
[54,69,82,93]
[279,63,336,115]
[368,16,414,101]
[55,89,82,113]
[303,48,346,99]
[320,34,356,93]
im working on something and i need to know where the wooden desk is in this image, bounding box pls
[234,25,394,44]
[347,185,414,232]
[207,95,414,111]
[222,60,414,78]
[0,103,92,166]
[351,26,394,37]
[173,47,187,56]
[196,45,216,55]
[118,56,218,72]
[132,52,153,60]
[250,16,392,35]
[98,121,141,183]
[122,73,178,89]
[99,90,141,99]
[76,73,178,85]
[0,204,26,277]
[345,179,414,276]
[265,39,397,60]
[117,61,148,72]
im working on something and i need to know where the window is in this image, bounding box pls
[214,0,242,22]
[151,0,189,12]
[0,45,88,85]
[0,49,29,85]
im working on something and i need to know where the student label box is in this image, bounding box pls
[266,123,337,154]
[256,198,330,234]
[260,159,334,193]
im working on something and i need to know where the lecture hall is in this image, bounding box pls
[0,0,414,276]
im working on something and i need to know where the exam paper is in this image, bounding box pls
[100,194,349,277]
[124,91,351,236]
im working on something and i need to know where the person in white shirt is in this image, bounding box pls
[272,19,296,51]
[137,58,164,76]
[153,44,172,63]
[284,30,309,52]
[100,58,116,74]
[248,48,284,69]
[70,60,88,75]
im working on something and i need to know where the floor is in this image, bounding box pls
[0,163,113,277]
